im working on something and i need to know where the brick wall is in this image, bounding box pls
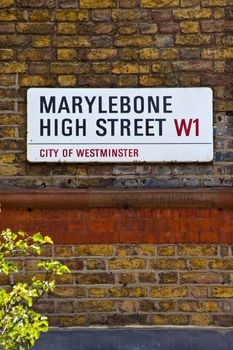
[0,0,233,329]
[0,0,232,187]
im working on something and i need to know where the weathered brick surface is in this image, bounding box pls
[0,0,231,188]
[3,240,233,327]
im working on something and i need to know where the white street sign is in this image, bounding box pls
[27,88,213,163]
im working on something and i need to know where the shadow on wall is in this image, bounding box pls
[32,328,233,350]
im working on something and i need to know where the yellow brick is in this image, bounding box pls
[161,48,179,59]
[75,245,113,256]
[112,62,149,74]
[0,10,16,20]
[189,259,209,269]
[179,301,218,313]
[87,49,117,60]
[214,61,225,73]
[159,301,176,311]
[176,34,211,45]
[150,259,186,270]
[157,246,175,256]
[80,0,115,8]
[17,49,52,61]
[88,288,107,298]
[58,75,77,87]
[178,245,217,256]
[0,114,24,125]
[201,0,231,5]
[0,62,27,73]
[137,245,155,256]
[32,37,51,48]
[29,10,50,21]
[115,35,153,47]
[180,21,199,33]
[150,287,188,298]
[109,288,131,297]
[92,63,111,74]
[76,300,116,312]
[57,23,76,35]
[191,314,212,326]
[139,48,159,60]
[119,300,135,313]
[0,75,15,86]
[119,25,137,35]
[0,49,14,60]
[179,74,200,86]
[118,76,138,87]
[108,258,146,270]
[56,10,79,21]
[0,0,14,7]
[140,75,175,86]
[152,62,172,73]
[53,36,90,47]
[57,49,77,60]
[140,0,179,7]
[132,287,147,297]
[50,63,89,74]
[151,315,189,325]
[212,287,233,298]
[0,154,16,164]
[54,246,73,257]
[19,75,55,87]
[173,8,212,19]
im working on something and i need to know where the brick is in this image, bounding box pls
[55,10,89,21]
[178,245,217,256]
[57,23,77,35]
[159,301,176,311]
[80,0,115,9]
[115,35,153,47]
[139,300,156,312]
[16,23,54,34]
[119,24,137,35]
[150,315,189,325]
[118,272,136,284]
[209,259,233,270]
[173,8,212,19]
[87,49,117,60]
[18,49,54,61]
[189,259,209,269]
[112,63,149,74]
[150,259,186,270]
[157,246,175,256]
[140,75,177,86]
[140,23,158,34]
[140,0,179,7]
[160,48,179,59]
[0,0,14,7]
[0,154,16,164]
[180,21,199,33]
[49,315,87,327]
[159,272,178,284]
[112,9,150,21]
[86,259,106,270]
[57,49,77,60]
[150,287,188,298]
[173,61,213,72]
[32,37,51,48]
[92,9,111,21]
[213,315,233,327]
[53,36,90,47]
[179,301,219,313]
[16,0,56,7]
[88,288,107,298]
[0,49,14,60]
[139,48,160,60]
[152,62,172,73]
[201,0,232,5]
[175,34,211,45]
[28,10,50,21]
[50,63,89,74]
[139,272,157,283]
[91,63,111,74]
[118,300,136,313]
[108,258,146,270]
[19,75,55,86]
[0,62,27,73]
[75,273,114,284]
[180,272,222,284]
[191,314,212,326]
[75,245,113,256]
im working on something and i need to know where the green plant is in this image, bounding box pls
[0,228,70,350]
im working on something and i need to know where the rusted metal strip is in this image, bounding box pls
[0,188,232,209]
